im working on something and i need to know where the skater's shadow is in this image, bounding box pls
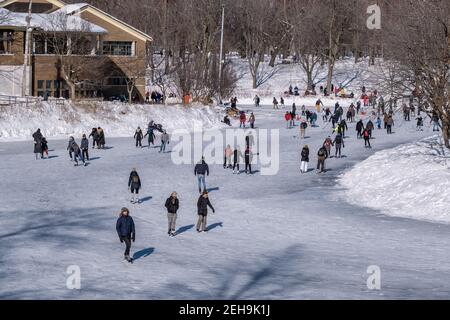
[47,155,59,159]
[206,222,223,232]
[176,224,194,235]
[140,196,153,203]
[132,248,154,261]
[306,168,315,173]
[89,157,101,161]
[207,187,220,193]
[103,146,114,150]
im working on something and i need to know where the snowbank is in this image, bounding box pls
[339,136,450,224]
[0,101,224,141]
[231,56,385,106]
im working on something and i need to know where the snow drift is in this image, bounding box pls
[0,101,224,141]
[339,136,450,224]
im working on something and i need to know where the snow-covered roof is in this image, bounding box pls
[53,3,89,15]
[0,8,106,33]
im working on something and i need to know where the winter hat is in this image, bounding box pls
[121,207,129,214]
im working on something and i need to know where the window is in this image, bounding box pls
[0,31,13,54]
[102,41,133,56]
[53,80,60,98]
[37,80,44,97]
[107,77,127,86]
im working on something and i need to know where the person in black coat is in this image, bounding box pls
[32,129,43,160]
[165,192,180,236]
[300,145,309,173]
[80,134,89,161]
[333,133,345,158]
[196,192,215,232]
[89,128,99,149]
[356,120,365,139]
[116,207,135,262]
[128,169,141,203]
[134,127,144,148]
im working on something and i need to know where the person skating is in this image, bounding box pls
[239,111,247,128]
[194,157,209,193]
[144,127,156,148]
[41,137,49,159]
[323,136,333,157]
[224,145,233,169]
[134,127,144,148]
[273,97,279,109]
[233,147,243,174]
[416,116,424,131]
[339,119,348,138]
[128,168,141,204]
[244,147,253,174]
[254,95,260,107]
[165,192,179,237]
[285,112,292,129]
[249,113,255,129]
[116,207,135,263]
[300,145,309,173]
[300,120,307,139]
[160,131,170,153]
[67,136,76,161]
[291,104,297,126]
[386,115,394,134]
[80,134,90,161]
[366,120,374,139]
[71,141,86,166]
[376,117,382,130]
[431,113,440,132]
[32,129,44,160]
[356,120,365,139]
[89,128,99,149]
[333,133,345,158]
[196,191,215,233]
[97,127,106,149]
[317,145,328,174]
[363,128,372,148]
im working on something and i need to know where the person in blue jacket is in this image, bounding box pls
[116,207,135,263]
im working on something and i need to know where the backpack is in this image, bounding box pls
[132,175,139,183]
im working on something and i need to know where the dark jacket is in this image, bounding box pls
[233,149,242,163]
[128,171,141,189]
[318,147,328,159]
[165,197,179,214]
[80,138,89,150]
[89,129,99,141]
[356,121,365,132]
[116,215,136,239]
[366,121,374,131]
[134,129,143,140]
[301,147,309,162]
[194,161,209,176]
[197,196,214,216]
[334,134,344,146]
[33,130,43,154]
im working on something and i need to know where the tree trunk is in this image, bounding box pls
[269,48,278,67]
[252,73,257,89]
[443,123,450,149]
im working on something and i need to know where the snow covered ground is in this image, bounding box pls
[0,101,224,141]
[1,102,450,300]
[339,135,450,224]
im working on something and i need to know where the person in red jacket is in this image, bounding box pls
[285,112,292,129]
[239,111,247,128]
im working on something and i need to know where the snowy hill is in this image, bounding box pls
[339,136,450,224]
[0,101,224,141]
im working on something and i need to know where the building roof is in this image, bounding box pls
[0,0,153,42]
[0,7,107,33]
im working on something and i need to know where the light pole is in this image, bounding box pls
[218,4,225,105]
[22,0,33,97]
